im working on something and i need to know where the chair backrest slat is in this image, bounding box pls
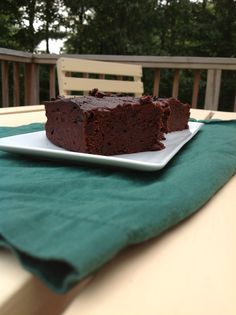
[57,57,143,97]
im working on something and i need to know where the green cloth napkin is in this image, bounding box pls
[0,120,236,293]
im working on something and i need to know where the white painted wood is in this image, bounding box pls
[57,57,142,77]
[0,107,235,315]
[63,174,236,315]
[57,57,143,97]
[61,77,143,95]
[0,249,90,315]
[204,69,222,110]
[1,48,236,110]
[234,92,236,112]
[191,70,201,108]
[172,69,180,98]
[153,69,160,96]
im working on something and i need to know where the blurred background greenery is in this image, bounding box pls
[0,0,235,110]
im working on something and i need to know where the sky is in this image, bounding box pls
[37,38,65,54]
[35,5,67,54]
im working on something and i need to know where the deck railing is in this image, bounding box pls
[1,47,236,111]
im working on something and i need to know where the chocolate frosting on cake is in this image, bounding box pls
[44,91,190,156]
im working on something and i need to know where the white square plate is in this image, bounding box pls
[0,122,203,171]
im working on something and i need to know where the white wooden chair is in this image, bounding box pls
[56,57,143,97]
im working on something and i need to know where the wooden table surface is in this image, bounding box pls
[0,106,235,315]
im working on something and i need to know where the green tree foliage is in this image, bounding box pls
[15,0,42,52]
[62,0,236,57]
[212,0,236,57]
[64,0,158,54]
[61,0,94,53]
[154,0,214,56]
[0,0,24,49]
[0,0,235,109]
[37,0,65,53]
[1,0,235,56]
[0,0,64,52]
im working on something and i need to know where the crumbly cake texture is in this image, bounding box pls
[44,91,190,156]
[44,94,165,155]
[157,97,190,132]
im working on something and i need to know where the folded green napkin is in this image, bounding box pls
[0,120,236,293]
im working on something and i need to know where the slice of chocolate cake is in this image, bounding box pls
[166,98,190,132]
[44,94,165,156]
[156,97,190,133]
